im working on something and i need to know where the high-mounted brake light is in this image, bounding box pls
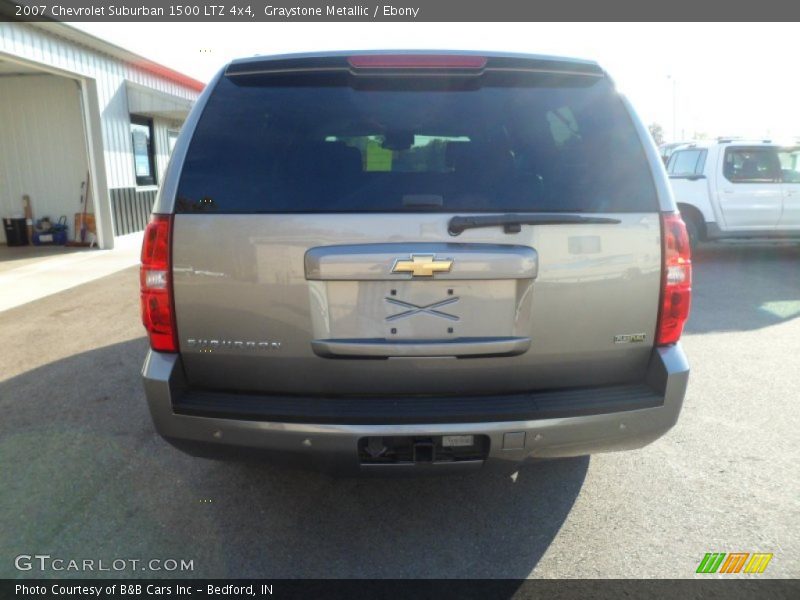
[348,55,487,69]
[656,213,692,346]
[140,214,178,352]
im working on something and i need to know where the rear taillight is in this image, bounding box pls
[656,213,692,346]
[140,214,177,352]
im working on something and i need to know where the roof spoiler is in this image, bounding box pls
[225,54,605,78]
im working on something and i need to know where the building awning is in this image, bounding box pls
[126,82,193,120]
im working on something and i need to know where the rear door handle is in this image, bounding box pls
[311,336,532,358]
[305,243,538,281]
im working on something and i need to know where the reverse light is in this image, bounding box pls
[140,214,178,352]
[656,213,692,346]
[348,54,487,70]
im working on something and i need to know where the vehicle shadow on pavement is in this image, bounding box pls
[0,337,588,579]
[213,455,589,578]
[686,242,800,334]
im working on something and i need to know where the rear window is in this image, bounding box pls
[778,147,800,183]
[668,149,707,176]
[176,70,658,213]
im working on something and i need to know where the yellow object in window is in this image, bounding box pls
[365,140,393,172]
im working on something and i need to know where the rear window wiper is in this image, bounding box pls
[448,213,622,235]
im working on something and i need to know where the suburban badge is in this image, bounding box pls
[614,333,647,344]
[186,338,283,353]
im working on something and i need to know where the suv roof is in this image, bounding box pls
[229,49,601,66]
[680,139,794,149]
[226,50,605,76]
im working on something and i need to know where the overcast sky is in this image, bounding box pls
[74,22,799,142]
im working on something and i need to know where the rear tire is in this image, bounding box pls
[680,209,703,253]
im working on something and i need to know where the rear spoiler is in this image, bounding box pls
[225,54,606,79]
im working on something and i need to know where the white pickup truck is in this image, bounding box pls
[667,140,800,248]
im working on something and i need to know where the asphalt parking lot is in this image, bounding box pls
[1,241,798,579]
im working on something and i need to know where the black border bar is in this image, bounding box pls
[3,0,800,22]
[2,579,800,599]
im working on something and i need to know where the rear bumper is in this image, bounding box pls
[142,345,689,472]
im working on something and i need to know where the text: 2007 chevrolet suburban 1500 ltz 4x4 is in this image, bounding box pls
[140,51,691,473]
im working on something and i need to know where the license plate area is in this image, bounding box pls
[306,242,537,358]
[311,280,526,341]
[358,435,490,465]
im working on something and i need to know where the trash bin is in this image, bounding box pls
[3,217,28,246]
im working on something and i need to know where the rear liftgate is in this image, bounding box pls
[306,242,537,469]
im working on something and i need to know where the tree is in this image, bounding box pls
[648,123,665,146]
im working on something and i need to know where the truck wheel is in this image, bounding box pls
[683,213,701,252]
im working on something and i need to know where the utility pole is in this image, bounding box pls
[667,75,677,142]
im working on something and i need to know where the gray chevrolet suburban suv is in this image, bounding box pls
[141,51,691,473]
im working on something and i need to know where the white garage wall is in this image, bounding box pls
[153,118,182,183]
[0,74,89,223]
[0,22,199,190]
[0,23,201,246]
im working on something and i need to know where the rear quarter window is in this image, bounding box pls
[668,149,707,176]
[176,70,658,214]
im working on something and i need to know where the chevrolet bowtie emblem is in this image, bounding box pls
[391,255,454,277]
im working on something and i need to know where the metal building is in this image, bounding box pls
[0,22,203,248]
